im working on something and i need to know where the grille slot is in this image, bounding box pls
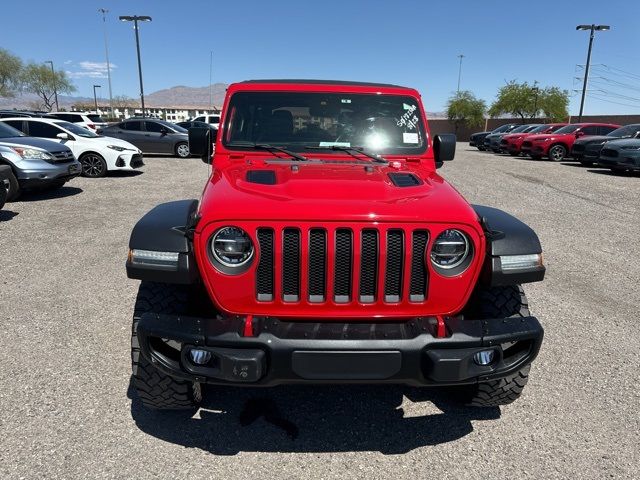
[409,231,429,301]
[359,230,378,302]
[384,230,404,302]
[334,229,352,303]
[282,228,300,301]
[256,229,274,301]
[601,148,618,158]
[308,229,326,302]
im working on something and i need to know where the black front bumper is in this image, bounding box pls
[136,314,544,387]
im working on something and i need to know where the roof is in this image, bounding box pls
[241,79,411,89]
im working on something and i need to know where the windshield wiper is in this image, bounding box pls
[305,145,387,164]
[227,141,308,161]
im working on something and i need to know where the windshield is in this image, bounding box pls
[87,114,105,123]
[553,125,581,134]
[223,92,427,154]
[492,124,514,133]
[510,125,534,133]
[607,124,640,137]
[529,124,552,134]
[54,121,100,138]
[0,122,25,138]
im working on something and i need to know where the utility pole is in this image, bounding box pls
[209,51,213,112]
[576,24,610,122]
[45,60,59,111]
[120,15,152,117]
[93,85,101,112]
[457,54,465,93]
[98,9,114,117]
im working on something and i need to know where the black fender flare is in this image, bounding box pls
[126,199,200,284]
[472,205,545,286]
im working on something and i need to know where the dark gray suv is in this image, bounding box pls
[99,119,190,158]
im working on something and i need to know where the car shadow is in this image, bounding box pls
[107,170,144,178]
[17,186,83,202]
[587,169,640,177]
[128,380,500,455]
[0,210,19,221]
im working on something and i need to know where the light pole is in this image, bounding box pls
[532,81,539,119]
[45,60,59,111]
[119,15,152,117]
[93,85,101,112]
[209,51,213,111]
[457,54,464,93]
[576,24,610,122]
[98,8,114,116]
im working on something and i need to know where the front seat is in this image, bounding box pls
[258,110,294,142]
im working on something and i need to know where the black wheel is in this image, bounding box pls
[477,146,486,151]
[175,142,190,158]
[454,285,532,407]
[530,154,542,160]
[580,160,594,167]
[3,168,21,201]
[80,153,107,178]
[509,151,519,156]
[548,144,567,162]
[131,282,212,410]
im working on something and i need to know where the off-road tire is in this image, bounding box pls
[457,285,532,407]
[131,282,205,410]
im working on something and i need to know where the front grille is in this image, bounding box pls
[522,141,532,148]
[255,226,430,305]
[51,151,75,163]
[572,144,585,153]
[500,139,508,145]
[601,148,618,158]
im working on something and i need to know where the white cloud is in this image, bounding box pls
[66,61,117,79]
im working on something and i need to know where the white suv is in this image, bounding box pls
[192,114,220,128]
[50,112,108,131]
[0,118,143,178]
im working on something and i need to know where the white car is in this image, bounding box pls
[191,114,220,129]
[0,117,143,178]
[50,112,109,131]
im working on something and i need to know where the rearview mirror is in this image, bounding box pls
[188,127,212,164]
[433,134,456,168]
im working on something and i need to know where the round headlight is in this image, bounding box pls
[430,229,470,270]
[210,227,254,268]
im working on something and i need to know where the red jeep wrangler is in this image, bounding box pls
[127,80,545,410]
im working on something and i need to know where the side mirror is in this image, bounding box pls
[575,131,585,137]
[188,127,212,164]
[433,134,456,168]
[160,127,169,135]
[56,132,70,140]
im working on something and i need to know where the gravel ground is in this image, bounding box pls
[1,147,638,479]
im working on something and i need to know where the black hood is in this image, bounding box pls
[0,136,72,153]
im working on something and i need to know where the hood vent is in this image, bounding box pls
[388,173,421,187]
[246,170,276,185]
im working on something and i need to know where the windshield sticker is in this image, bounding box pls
[403,132,419,144]
[341,98,352,103]
[319,141,351,147]
[397,105,419,130]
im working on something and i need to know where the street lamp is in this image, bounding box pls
[44,60,59,111]
[119,15,152,117]
[93,85,101,113]
[532,81,539,119]
[457,54,464,93]
[576,24,610,122]
[98,8,114,116]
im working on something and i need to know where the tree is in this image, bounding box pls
[489,81,569,123]
[538,86,569,122]
[112,94,137,110]
[446,91,486,133]
[21,63,75,111]
[0,48,23,97]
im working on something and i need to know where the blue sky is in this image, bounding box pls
[2,0,640,114]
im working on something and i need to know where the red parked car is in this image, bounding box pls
[126,79,545,411]
[521,123,620,161]
[501,123,567,156]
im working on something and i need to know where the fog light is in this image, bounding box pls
[473,349,495,366]
[189,349,212,365]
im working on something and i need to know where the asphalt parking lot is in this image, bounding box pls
[1,147,638,479]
